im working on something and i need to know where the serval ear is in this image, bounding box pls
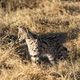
[18,26,26,41]
[26,27,31,33]
[26,28,38,39]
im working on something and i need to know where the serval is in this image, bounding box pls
[18,27,40,64]
[18,27,68,65]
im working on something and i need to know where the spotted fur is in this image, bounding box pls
[18,27,68,65]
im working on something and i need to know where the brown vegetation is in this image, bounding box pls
[0,0,80,80]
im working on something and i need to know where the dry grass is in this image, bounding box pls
[0,0,80,80]
[0,48,80,80]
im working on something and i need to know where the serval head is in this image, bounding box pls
[18,26,37,41]
[18,26,39,63]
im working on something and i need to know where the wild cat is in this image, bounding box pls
[18,27,40,63]
[18,27,68,65]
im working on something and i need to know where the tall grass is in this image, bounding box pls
[0,0,80,80]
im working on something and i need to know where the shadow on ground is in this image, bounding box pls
[0,26,80,65]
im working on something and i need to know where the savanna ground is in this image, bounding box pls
[0,0,80,80]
